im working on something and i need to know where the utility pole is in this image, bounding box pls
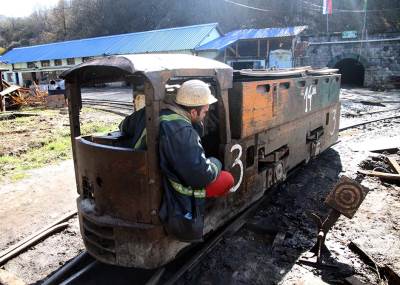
[62,0,67,40]
[360,0,368,55]
[326,13,329,34]
[362,0,368,40]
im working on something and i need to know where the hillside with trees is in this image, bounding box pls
[0,0,399,51]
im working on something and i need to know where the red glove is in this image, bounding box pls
[206,171,234,198]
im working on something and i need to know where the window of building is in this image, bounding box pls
[66,58,75,65]
[54,59,62,66]
[41,60,50,67]
[27,62,36,68]
[82,57,93,62]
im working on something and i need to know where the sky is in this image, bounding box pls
[0,0,59,18]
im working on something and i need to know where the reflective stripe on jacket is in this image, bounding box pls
[159,109,220,213]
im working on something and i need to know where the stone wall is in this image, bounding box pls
[298,33,400,89]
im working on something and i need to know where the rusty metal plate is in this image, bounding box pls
[325,176,367,219]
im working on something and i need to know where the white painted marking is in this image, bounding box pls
[330,109,337,136]
[229,144,243,192]
[303,85,317,112]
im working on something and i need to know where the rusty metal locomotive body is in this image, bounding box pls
[61,54,340,269]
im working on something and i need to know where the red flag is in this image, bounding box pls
[323,0,332,14]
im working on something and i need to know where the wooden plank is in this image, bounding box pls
[387,157,400,174]
[0,95,4,112]
[0,85,20,96]
[0,269,25,285]
[358,170,400,181]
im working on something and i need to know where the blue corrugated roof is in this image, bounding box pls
[196,26,307,51]
[0,23,219,64]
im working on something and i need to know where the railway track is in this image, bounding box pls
[81,98,400,130]
[346,107,400,117]
[82,98,133,108]
[81,99,133,117]
[339,114,400,132]
[41,182,284,285]
[2,101,397,284]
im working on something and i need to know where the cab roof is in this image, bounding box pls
[60,54,232,84]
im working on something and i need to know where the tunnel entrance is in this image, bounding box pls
[334,58,365,86]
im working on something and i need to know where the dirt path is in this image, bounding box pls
[0,160,84,284]
[179,118,400,285]
[0,160,77,250]
[0,88,399,284]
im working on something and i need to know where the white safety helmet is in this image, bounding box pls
[175,80,217,107]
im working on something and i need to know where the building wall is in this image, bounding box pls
[199,29,221,46]
[2,57,86,85]
[300,33,400,88]
[197,51,219,59]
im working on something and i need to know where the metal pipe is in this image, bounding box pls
[309,37,400,45]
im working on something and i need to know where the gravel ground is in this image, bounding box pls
[0,87,399,285]
[180,118,400,285]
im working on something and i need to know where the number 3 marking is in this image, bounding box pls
[229,144,243,192]
[330,109,337,136]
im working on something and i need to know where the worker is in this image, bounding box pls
[118,91,146,150]
[159,79,234,242]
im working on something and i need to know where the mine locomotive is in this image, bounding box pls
[61,54,340,269]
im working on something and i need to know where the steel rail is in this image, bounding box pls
[350,107,400,117]
[42,251,93,285]
[81,101,133,111]
[0,223,69,266]
[82,100,133,108]
[82,106,130,117]
[82,98,132,106]
[59,260,98,285]
[162,193,274,285]
[36,163,307,284]
[0,211,77,264]
[160,166,303,284]
[339,114,400,132]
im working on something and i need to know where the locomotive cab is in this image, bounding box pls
[61,54,341,269]
[61,54,234,268]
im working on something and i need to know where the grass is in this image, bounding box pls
[0,108,120,183]
[10,172,28,182]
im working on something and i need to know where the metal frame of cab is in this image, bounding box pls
[61,54,341,269]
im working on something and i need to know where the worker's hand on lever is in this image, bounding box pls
[206,157,234,198]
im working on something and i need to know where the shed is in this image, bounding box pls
[196,26,307,69]
[0,23,221,86]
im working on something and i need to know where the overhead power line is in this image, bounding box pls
[223,0,272,12]
[302,0,400,13]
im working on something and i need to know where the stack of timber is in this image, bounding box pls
[0,80,48,111]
